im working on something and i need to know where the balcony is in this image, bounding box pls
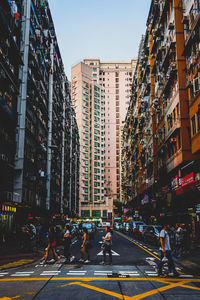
[166,149,183,173]
[183,12,200,55]
[165,118,181,141]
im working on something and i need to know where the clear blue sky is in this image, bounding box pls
[48,0,151,79]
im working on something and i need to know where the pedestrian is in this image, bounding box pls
[100,226,112,265]
[0,224,6,254]
[157,224,178,277]
[175,223,183,258]
[63,225,75,263]
[79,227,90,263]
[185,224,193,253]
[42,226,60,265]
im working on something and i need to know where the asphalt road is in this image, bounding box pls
[0,229,200,300]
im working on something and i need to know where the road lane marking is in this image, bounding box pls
[2,278,200,300]
[15,272,34,274]
[97,249,120,256]
[0,259,34,270]
[94,270,112,272]
[66,273,86,275]
[65,281,127,300]
[40,271,61,276]
[115,231,160,260]
[67,271,87,275]
[11,274,31,277]
[131,280,190,300]
[68,271,86,273]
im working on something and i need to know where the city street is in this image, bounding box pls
[0,229,200,300]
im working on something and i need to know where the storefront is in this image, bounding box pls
[0,203,17,231]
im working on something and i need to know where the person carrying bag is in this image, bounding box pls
[157,224,178,277]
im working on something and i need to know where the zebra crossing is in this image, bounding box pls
[0,266,194,278]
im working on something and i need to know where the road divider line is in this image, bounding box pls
[115,231,160,260]
[0,277,200,282]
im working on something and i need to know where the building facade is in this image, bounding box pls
[0,0,79,229]
[84,59,137,206]
[71,62,110,220]
[122,0,200,237]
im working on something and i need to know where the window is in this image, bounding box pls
[195,0,199,13]
[176,103,179,118]
[197,108,200,131]
[192,115,197,136]
[194,74,199,93]
[190,5,195,26]
[81,210,90,217]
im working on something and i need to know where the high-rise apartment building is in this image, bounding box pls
[71,62,111,220]
[84,59,137,203]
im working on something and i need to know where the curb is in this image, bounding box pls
[0,251,45,270]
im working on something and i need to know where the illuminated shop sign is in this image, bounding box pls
[181,172,194,187]
[171,175,179,190]
[171,172,194,190]
[1,205,16,213]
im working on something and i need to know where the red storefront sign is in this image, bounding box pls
[181,172,194,187]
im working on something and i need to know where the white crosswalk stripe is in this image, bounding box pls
[0,272,9,277]
[94,270,140,277]
[40,271,61,276]
[66,270,87,275]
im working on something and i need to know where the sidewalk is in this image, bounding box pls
[0,246,44,270]
[176,244,200,275]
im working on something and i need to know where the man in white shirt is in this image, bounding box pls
[158,224,178,277]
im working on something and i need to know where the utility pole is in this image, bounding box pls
[69,114,73,214]
[46,38,54,210]
[60,76,66,215]
[14,0,31,201]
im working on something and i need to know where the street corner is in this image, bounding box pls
[0,251,44,271]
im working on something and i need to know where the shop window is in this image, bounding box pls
[103,210,107,217]
[81,210,90,217]
[92,210,101,217]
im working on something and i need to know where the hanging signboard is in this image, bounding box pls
[171,175,179,190]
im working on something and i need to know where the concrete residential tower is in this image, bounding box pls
[84,59,137,204]
[71,63,112,220]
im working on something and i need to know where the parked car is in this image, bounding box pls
[136,224,148,240]
[143,225,162,246]
[132,221,146,237]
[82,223,95,239]
[98,222,111,228]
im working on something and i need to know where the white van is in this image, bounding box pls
[98,222,111,228]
